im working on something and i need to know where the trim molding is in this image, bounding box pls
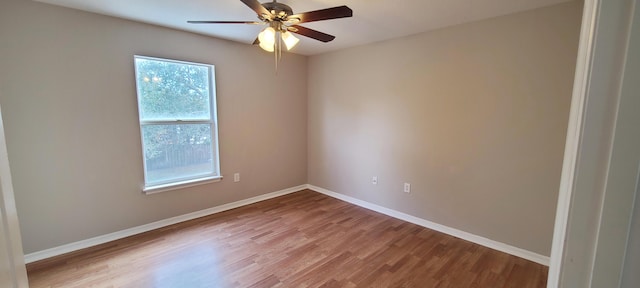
[24,185,306,264]
[547,0,600,286]
[306,184,550,266]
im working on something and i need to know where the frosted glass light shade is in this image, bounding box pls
[282,31,300,50]
[258,27,276,52]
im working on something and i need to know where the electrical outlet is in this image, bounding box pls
[404,183,411,193]
[234,173,240,182]
[372,176,378,185]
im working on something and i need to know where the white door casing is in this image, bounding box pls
[0,104,28,287]
[549,0,640,287]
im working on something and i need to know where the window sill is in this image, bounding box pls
[143,176,223,195]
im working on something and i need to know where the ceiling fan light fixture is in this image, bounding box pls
[258,27,276,52]
[282,31,300,50]
[188,0,353,69]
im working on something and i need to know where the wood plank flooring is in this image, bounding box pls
[26,190,548,287]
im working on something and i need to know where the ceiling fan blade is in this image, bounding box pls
[188,21,262,24]
[289,25,335,42]
[240,0,271,18]
[287,6,352,24]
[252,37,260,45]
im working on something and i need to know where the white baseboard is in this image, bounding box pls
[24,185,306,264]
[25,184,549,267]
[306,184,550,266]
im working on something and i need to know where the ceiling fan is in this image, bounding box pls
[188,0,353,63]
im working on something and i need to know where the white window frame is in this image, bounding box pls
[134,55,221,194]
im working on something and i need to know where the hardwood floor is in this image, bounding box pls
[26,190,548,287]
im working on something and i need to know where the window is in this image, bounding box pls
[134,56,220,193]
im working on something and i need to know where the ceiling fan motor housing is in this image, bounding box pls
[261,1,294,20]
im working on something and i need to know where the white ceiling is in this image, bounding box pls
[34,0,573,55]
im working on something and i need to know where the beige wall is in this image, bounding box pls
[308,1,582,256]
[0,0,307,254]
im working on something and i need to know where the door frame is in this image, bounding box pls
[548,0,639,287]
[0,105,29,287]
